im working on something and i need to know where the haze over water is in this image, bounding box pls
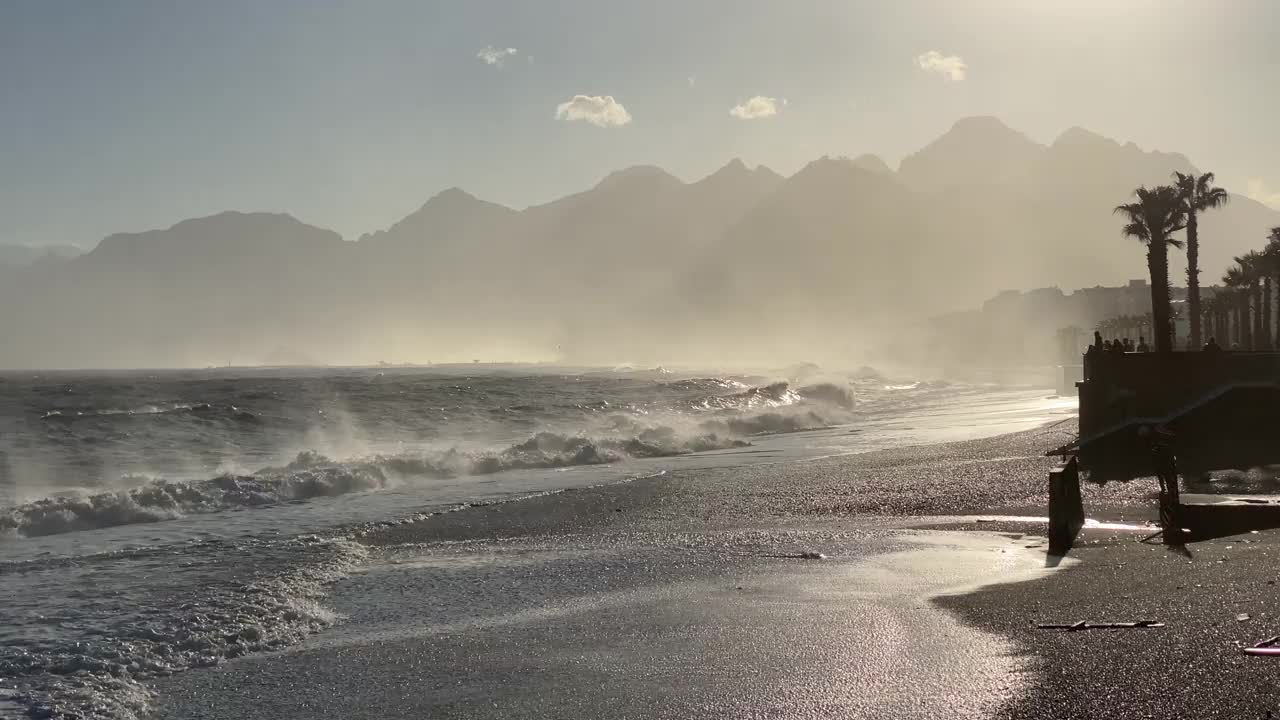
[0,364,1074,718]
[2,2,1275,718]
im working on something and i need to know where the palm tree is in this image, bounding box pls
[1213,291,1230,346]
[1200,292,1218,345]
[1239,251,1267,349]
[1261,243,1280,349]
[1202,293,1225,345]
[1224,264,1252,349]
[1270,227,1280,346]
[1116,185,1188,353]
[1174,172,1230,349]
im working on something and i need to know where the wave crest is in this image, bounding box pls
[1,427,751,538]
[6,376,863,539]
[3,536,366,720]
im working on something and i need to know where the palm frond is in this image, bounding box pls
[1200,186,1230,210]
[1117,184,1185,247]
[1120,220,1149,242]
[1173,171,1230,211]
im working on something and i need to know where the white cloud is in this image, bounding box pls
[1248,178,1280,210]
[555,95,632,127]
[687,76,696,88]
[915,50,967,81]
[729,96,781,120]
[477,46,518,67]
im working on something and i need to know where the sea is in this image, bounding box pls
[0,365,1076,719]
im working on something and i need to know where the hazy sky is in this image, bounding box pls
[3,0,1279,247]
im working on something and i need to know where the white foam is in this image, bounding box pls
[0,536,367,719]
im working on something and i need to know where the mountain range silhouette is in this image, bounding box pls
[2,117,1276,368]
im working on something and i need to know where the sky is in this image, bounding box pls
[3,0,1279,248]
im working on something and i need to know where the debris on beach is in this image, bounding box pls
[724,550,827,560]
[1037,620,1164,631]
[1244,636,1280,656]
[1237,613,1252,622]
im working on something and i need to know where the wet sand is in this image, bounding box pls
[939,524,1280,718]
[152,420,1278,718]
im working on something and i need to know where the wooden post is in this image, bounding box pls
[1048,456,1084,555]
[1153,442,1184,545]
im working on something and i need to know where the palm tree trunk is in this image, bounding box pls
[1242,295,1252,349]
[1149,242,1173,353]
[1265,277,1274,349]
[1186,211,1202,348]
[1236,303,1246,348]
[1274,276,1280,350]
[1254,284,1264,350]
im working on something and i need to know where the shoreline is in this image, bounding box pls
[148,417,1277,719]
[938,511,1280,718]
[146,420,1076,718]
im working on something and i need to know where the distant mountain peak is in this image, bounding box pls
[162,210,311,234]
[688,158,785,202]
[712,158,782,180]
[412,187,505,214]
[792,155,895,182]
[599,163,680,179]
[800,155,842,170]
[1053,125,1115,148]
[898,115,1044,192]
[755,164,783,181]
[790,155,871,184]
[357,185,516,244]
[933,116,1043,151]
[596,165,681,188]
[696,158,754,184]
[1044,124,1192,172]
[949,115,1017,133]
[850,153,893,176]
[429,186,476,202]
[85,210,343,261]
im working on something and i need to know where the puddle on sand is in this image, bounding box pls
[928,515,1156,532]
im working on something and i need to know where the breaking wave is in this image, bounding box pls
[796,382,856,410]
[6,377,859,539]
[1,429,751,538]
[41,402,259,423]
[1,535,366,720]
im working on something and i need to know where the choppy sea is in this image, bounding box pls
[0,364,1076,719]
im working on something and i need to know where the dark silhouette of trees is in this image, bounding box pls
[1097,314,1148,343]
[1223,266,1250,348]
[1208,228,1280,351]
[1115,185,1187,353]
[1203,293,1229,347]
[1261,243,1280,350]
[1238,251,1266,349]
[1269,228,1280,347]
[1173,172,1229,349]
